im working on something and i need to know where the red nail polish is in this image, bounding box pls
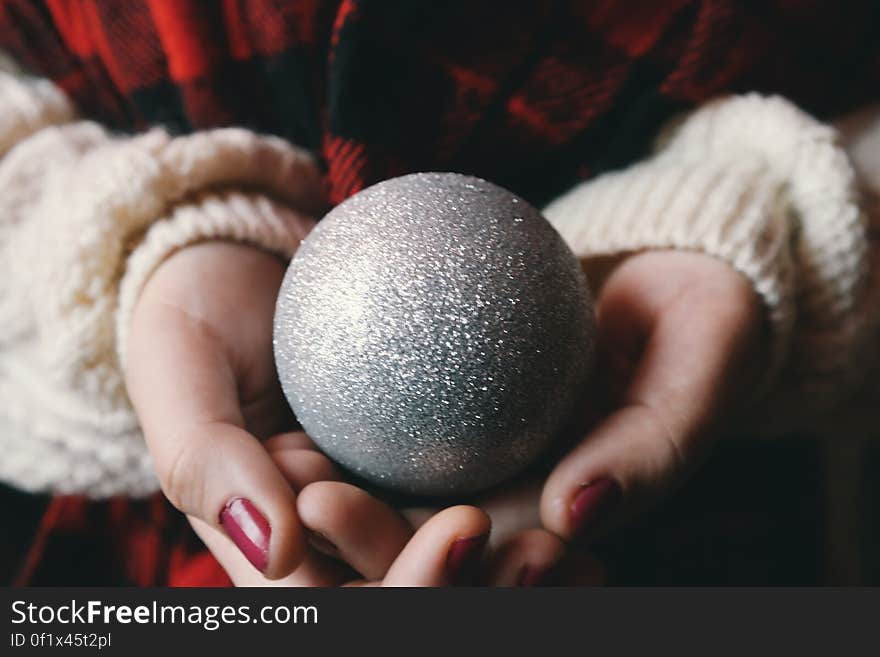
[446,534,488,586]
[571,478,621,543]
[220,498,271,573]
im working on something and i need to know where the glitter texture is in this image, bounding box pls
[274,173,594,496]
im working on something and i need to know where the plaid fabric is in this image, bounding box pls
[1,0,878,585]
[1,0,878,206]
[2,487,230,586]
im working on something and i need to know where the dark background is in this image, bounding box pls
[596,435,879,585]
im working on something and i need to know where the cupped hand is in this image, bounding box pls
[413,249,764,575]
[123,241,543,585]
[540,250,766,543]
[126,241,316,578]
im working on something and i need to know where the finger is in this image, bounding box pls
[487,528,566,586]
[297,482,414,580]
[126,244,305,578]
[265,432,344,491]
[263,431,323,453]
[542,252,762,543]
[189,516,350,587]
[383,505,491,586]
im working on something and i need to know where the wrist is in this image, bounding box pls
[116,191,315,371]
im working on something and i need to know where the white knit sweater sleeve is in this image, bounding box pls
[0,68,324,497]
[544,95,880,426]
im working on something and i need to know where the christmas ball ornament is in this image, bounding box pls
[274,173,594,496]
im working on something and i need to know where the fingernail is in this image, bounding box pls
[307,530,340,558]
[571,478,621,543]
[219,497,271,572]
[446,534,488,586]
[517,564,556,587]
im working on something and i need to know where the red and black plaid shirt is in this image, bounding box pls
[0,0,877,585]
[2,0,878,206]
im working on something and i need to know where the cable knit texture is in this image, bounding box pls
[0,68,323,497]
[545,94,880,423]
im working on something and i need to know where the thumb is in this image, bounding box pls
[541,252,763,542]
[125,245,306,578]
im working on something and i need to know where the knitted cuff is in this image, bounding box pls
[116,191,315,369]
[544,94,870,401]
[0,190,316,498]
[0,81,324,496]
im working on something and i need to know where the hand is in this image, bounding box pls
[125,241,318,579]
[124,241,502,586]
[540,251,766,543]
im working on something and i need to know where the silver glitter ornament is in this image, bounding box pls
[274,173,594,496]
